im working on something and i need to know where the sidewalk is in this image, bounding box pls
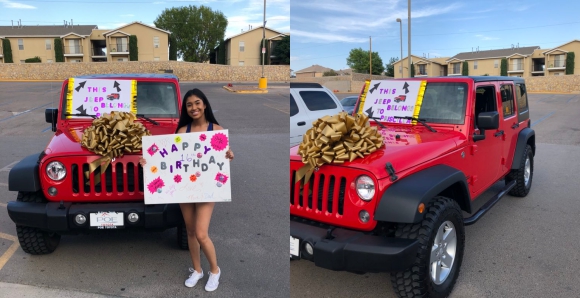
[0,282,120,298]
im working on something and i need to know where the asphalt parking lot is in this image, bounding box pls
[0,81,289,298]
[291,92,580,297]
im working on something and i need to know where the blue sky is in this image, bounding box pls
[291,0,580,72]
[0,0,289,40]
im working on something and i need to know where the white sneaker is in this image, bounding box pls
[185,268,204,288]
[205,267,221,292]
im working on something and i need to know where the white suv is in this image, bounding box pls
[290,83,344,147]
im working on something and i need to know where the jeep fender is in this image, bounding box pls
[374,165,472,224]
[511,128,535,170]
[8,153,42,192]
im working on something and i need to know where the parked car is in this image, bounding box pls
[6,73,187,254]
[290,76,535,297]
[290,82,343,147]
[339,95,358,115]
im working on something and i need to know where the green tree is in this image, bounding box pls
[260,38,269,65]
[54,38,64,62]
[385,57,398,77]
[462,61,469,76]
[154,5,227,63]
[129,35,138,61]
[566,52,575,75]
[169,35,177,61]
[217,40,226,64]
[272,35,290,65]
[500,58,508,76]
[323,69,338,76]
[2,39,13,63]
[410,62,415,77]
[346,48,385,75]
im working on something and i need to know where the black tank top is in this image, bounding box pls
[186,122,213,133]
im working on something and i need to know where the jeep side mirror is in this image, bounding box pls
[477,111,499,130]
[45,108,58,132]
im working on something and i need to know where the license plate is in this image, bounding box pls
[90,211,124,229]
[290,236,299,258]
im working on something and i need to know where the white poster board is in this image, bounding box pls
[361,80,425,124]
[66,78,136,118]
[142,130,231,204]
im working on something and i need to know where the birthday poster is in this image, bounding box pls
[142,130,231,204]
[66,78,136,118]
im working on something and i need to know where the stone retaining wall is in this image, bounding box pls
[0,61,291,82]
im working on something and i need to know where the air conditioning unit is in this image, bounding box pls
[154,45,159,48]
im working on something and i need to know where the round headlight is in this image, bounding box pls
[46,161,66,181]
[356,175,375,201]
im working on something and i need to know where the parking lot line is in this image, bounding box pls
[0,102,53,123]
[0,203,6,207]
[0,182,7,187]
[0,161,18,172]
[263,103,289,114]
[0,232,19,271]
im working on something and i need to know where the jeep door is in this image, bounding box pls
[498,82,519,173]
[471,83,503,195]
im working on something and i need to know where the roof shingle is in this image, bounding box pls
[447,46,539,61]
[0,25,97,37]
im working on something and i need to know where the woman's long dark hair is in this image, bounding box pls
[176,88,219,133]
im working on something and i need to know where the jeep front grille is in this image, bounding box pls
[71,162,144,194]
[291,170,346,216]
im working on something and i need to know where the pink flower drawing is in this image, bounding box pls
[210,133,228,151]
[174,174,182,183]
[199,134,207,141]
[147,177,165,194]
[215,172,229,184]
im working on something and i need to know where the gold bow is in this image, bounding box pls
[295,112,384,184]
[80,111,151,184]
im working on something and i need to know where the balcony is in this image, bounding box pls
[109,43,129,55]
[91,47,106,57]
[547,59,565,70]
[531,64,544,72]
[415,70,428,77]
[508,63,524,73]
[63,45,83,57]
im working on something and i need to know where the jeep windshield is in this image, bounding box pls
[417,82,468,125]
[61,81,179,119]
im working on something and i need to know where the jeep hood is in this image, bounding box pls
[290,126,466,179]
[44,122,176,156]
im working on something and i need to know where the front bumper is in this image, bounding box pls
[290,218,420,273]
[7,201,182,233]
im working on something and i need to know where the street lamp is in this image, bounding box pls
[396,18,402,78]
[259,0,268,89]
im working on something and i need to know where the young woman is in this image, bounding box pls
[140,88,233,292]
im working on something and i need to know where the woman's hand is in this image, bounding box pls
[225,148,234,161]
[139,157,147,166]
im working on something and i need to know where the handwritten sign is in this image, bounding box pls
[361,80,426,124]
[66,78,137,118]
[142,130,231,204]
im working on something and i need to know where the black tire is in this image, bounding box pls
[506,144,533,197]
[15,191,61,255]
[177,220,189,250]
[390,197,465,298]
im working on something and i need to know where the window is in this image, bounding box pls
[474,61,478,70]
[239,41,245,52]
[239,61,244,66]
[45,39,51,50]
[136,82,179,117]
[117,58,128,62]
[154,57,160,61]
[299,91,338,111]
[68,39,81,54]
[513,58,523,71]
[494,59,498,68]
[515,83,529,122]
[18,39,23,50]
[153,36,159,48]
[20,60,25,63]
[418,65,426,75]
[290,94,299,117]
[474,85,497,128]
[500,84,515,118]
[554,54,565,68]
[70,59,81,63]
[452,63,460,74]
[418,82,467,124]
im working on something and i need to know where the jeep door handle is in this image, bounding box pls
[297,121,306,126]
[494,130,504,137]
[511,123,519,129]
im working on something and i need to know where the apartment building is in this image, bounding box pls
[392,40,580,78]
[218,26,288,66]
[0,21,170,63]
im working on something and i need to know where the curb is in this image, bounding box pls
[222,86,268,94]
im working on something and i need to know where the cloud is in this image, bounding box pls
[291,30,366,43]
[475,34,499,41]
[0,0,36,9]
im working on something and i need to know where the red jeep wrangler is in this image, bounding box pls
[290,76,535,297]
[6,74,188,254]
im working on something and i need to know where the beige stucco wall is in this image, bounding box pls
[3,37,58,63]
[110,23,169,61]
[227,28,283,66]
[0,61,290,81]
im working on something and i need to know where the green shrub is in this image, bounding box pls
[54,38,64,62]
[129,35,138,61]
[169,35,177,61]
[500,58,508,76]
[410,62,415,77]
[2,39,13,63]
[566,52,575,75]
[24,56,41,63]
[462,61,469,76]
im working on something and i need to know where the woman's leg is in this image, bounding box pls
[180,203,202,273]
[194,202,219,274]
